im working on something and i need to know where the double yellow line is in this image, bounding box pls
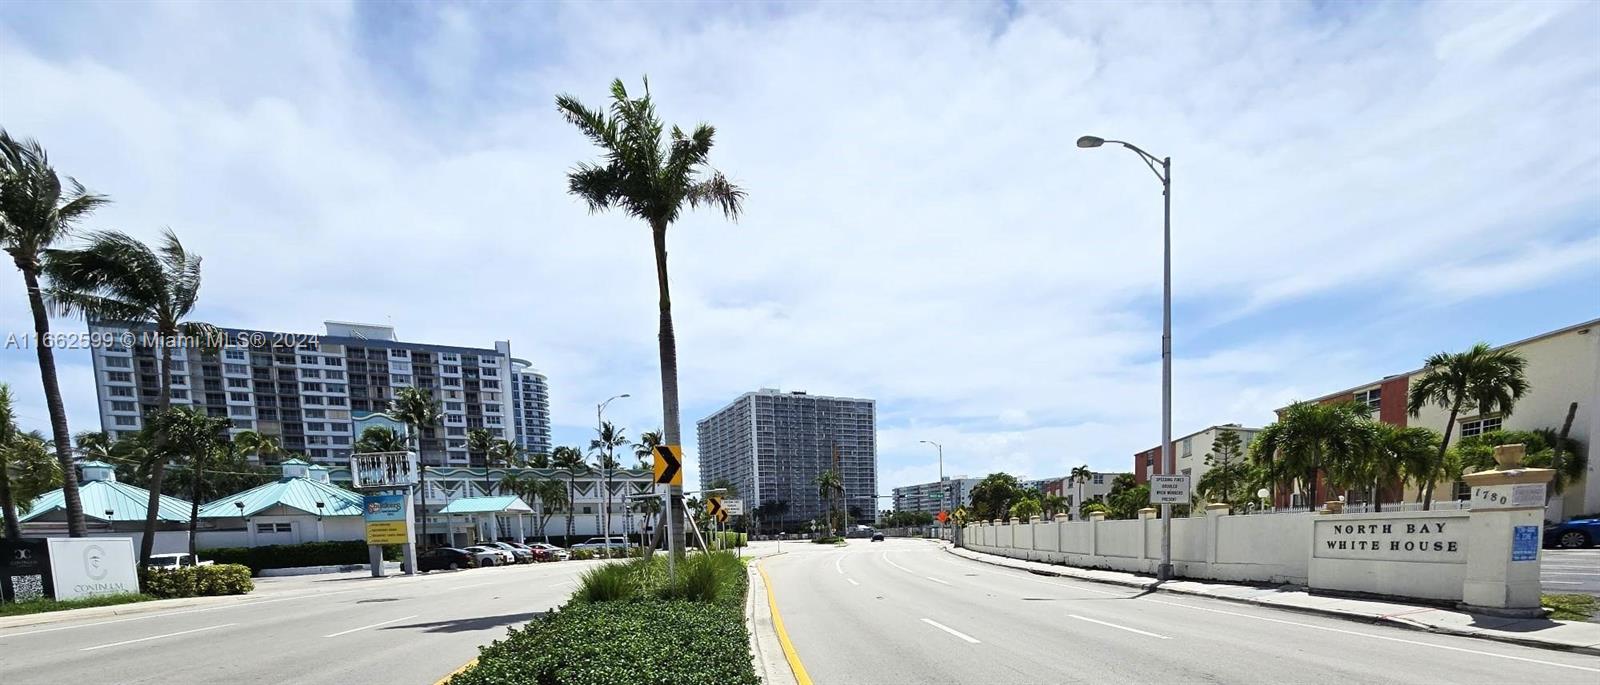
[757,561,813,685]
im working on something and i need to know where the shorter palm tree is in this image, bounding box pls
[1407,343,1528,509]
[144,406,228,560]
[551,446,586,542]
[391,387,442,548]
[2,384,64,539]
[814,469,844,536]
[353,426,406,454]
[531,479,568,543]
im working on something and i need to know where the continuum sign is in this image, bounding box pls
[46,537,140,600]
[364,494,410,545]
[1312,517,1466,563]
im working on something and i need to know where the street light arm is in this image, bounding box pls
[1101,139,1167,184]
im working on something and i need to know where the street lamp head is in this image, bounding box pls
[619,393,631,399]
[1076,135,1105,148]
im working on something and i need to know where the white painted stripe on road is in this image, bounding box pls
[999,571,1129,597]
[80,623,237,651]
[847,578,860,586]
[926,577,952,585]
[0,588,367,640]
[882,552,916,575]
[1542,581,1584,585]
[440,582,493,592]
[1541,572,1600,576]
[1069,614,1171,639]
[920,618,980,643]
[323,614,418,638]
[1142,598,1600,674]
[835,555,845,575]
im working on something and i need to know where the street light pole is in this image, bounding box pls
[919,439,944,534]
[1078,135,1175,581]
[597,393,630,560]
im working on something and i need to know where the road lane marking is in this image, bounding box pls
[440,582,493,592]
[1540,572,1600,576]
[0,588,368,640]
[1142,598,1600,674]
[757,561,814,685]
[323,614,419,638]
[1069,614,1171,639]
[80,623,237,651]
[926,577,952,585]
[1541,580,1584,584]
[835,555,845,575]
[847,578,860,586]
[920,618,981,643]
[882,552,920,575]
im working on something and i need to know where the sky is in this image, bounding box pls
[1,1,1596,497]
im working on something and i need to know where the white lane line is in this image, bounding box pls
[322,614,419,638]
[1542,581,1584,585]
[440,582,493,592]
[997,571,1129,597]
[1142,598,1600,674]
[1541,572,1600,576]
[1069,614,1171,639]
[0,588,367,640]
[847,578,860,586]
[920,618,981,644]
[926,577,952,585]
[882,552,918,575]
[80,623,237,651]
[835,555,845,575]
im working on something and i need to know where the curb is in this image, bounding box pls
[433,657,478,685]
[0,593,261,630]
[943,545,1600,657]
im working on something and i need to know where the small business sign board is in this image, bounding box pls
[364,494,411,545]
[1149,475,1190,505]
[1511,525,1540,562]
[723,499,744,516]
[1471,483,1546,511]
[0,538,53,603]
[351,451,419,489]
[47,537,140,600]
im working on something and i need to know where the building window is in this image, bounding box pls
[111,400,136,412]
[306,422,326,432]
[171,389,188,400]
[255,523,292,534]
[226,378,249,388]
[1092,474,1104,485]
[482,380,500,389]
[104,356,131,368]
[325,357,342,366]
[230,406,253,418]
[482,367,498,377]
[109,386,134,397]
[107,371,132,383]
[326,397,346,407]
[1460,416,1502,438]
[305,409,326,418]
[304,396,324,406]
[447,427,465,436]
[389,349,409,359]
[1452,481,1471,500]
[445,402,463,411]
[229,392,250,402]
[325,370,345,380]
[1355,387,1381,410]
[330,422,349,433]
[301,382,322,392]
[1181,437,1192,457]
[114,415,138,426]
[225,349,247,361]
[441,353,458,362]
[224,363,248,374]
[300,368,322,379]
[326,384,346,394]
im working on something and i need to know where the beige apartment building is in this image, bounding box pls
[1292,317,1599,521]
[1133,423,1261,492]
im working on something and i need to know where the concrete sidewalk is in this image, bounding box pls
[944,542,1600,656]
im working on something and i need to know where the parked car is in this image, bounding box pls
[463,545,509,567]
[486,541,534,564]
[418,547,477,571]
[571,536,631,553]
[147,553,214,569]
[525,543,570,561]
[1545,517,1600,549]
[871,532,885,542]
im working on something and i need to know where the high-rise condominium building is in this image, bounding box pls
[510,360,552,456]
[697,388,877,531]
[88,320,549,468]
[892,476,981,516]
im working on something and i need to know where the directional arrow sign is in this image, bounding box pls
[716,509,729,525]
[705,496,723,517]
[653,445,683,486]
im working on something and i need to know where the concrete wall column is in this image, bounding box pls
[1137,508,1156,562]
[1205,503,1230,565]
[1089,511,1105,556]
[1460,445,1554,616]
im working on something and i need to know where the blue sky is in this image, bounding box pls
[1,1,1596,494]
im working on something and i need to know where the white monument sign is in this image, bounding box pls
[47,537,140,600]
[1471,483,1546,511]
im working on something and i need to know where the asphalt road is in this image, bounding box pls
[761,538,1600,684]
[0,560,599,685]
[1542,549,1600,599]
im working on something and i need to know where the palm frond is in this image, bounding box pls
[686,171,745,221]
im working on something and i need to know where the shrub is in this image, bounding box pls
[709,531,747,548]
[0,593,152,618]
[659,552,744,605]
[569,548,596,561]
[575,560,642,603]
[811,535,845,544]
[200,540,402,575]
[141,564,255,599]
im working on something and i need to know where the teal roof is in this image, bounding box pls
[79,460,114,468]
[197,477,366,518]
[439,495,533,514]
[18,479,193,523]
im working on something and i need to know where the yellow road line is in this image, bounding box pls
[433,657,478,685]
[758,560,814,685]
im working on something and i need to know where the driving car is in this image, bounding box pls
[418,547,477,571]
[463,545,510,567]
[486,541,535,564]
[571,536,631,553]
[147,553,214,569]
[525,542,570,561]
[1545,516,1600,549]
[871,532,885,542]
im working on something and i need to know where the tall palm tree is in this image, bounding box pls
[532,478,568,544]
[46,228,220,561]
[144,407,228,559]
[1,384,64,539]
[75,430,113,461]
[352,426,406,454]
[559,78,746,559]
[1407,343,1528,510]
[1250,401,1376,511]
[633,429,663,469]
[467,428,496,496]
[234,430,284,464]
[589,421,628,548]
[525,450,551,469]
[814,469,844,536]
[1369,424,1440,512]
[1,130,108,538]
[551,445,586,543]
[391,387,442,549]
[1069,464,1092,519]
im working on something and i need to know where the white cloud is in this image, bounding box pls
[1,1,1595,497]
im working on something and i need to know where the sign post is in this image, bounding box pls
[653,445,684,578]
[351,451,420,577]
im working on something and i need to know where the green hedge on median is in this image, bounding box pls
[200,540,403,575]
[141,564,254,599]
[451,552,756,685]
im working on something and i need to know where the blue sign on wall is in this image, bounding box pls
[1511,525,1539,562]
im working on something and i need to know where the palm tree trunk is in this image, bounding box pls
[1,469,21,540]
[1425,399,1463,511]
[188,450,204,557]
[138,333,179,567]
[22,268,86,537]
[418,461,429,549]
[652,222,686,560]
[566,471,576,544]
